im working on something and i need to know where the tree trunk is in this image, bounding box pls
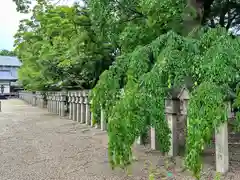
[182,0,215,36]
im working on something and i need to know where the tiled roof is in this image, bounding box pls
[0,56,21,66]
[0,71,17,80]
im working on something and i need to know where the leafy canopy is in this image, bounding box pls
[15,1,114,91]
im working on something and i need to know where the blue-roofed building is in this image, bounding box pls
[0,56,22,96]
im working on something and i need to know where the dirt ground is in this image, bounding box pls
[0,99,239,180]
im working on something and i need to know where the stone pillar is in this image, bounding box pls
[164,99,180,156]
[54,93,57,114]
[41,94,44,108]
[51,93,55,113]
[68,92,73,120]
[100,107,107,131]
[136,136,143,145]
[37,92,40,107]
[178,88,190,148]
[46,94,49,111]
[29,93,31,104]
[215,101,230,174]
[72,92,77,121]
[32,93,37,106]
[58,93,61,114]
[80,91,86,123]
[90,111,94,127]
[56,93,59,114]
[35,92,38,107]
[150,127,158,150]
[85,92,91,125]
[60,91,66,117]
[52,93,55,113]
[57,93,61,115]
[50,94,53,113]
[48,94,51,112]
[31,93,33,104]
[76,91,81,122]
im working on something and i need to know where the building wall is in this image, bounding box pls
[0,66,19,79]
[0,81,10,94]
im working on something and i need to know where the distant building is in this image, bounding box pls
[0,56,21,96]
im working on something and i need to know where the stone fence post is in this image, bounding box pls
[90,99,94,127]
[215,101,231,174]
[59,91,67,117]
[72,92,77,121]
[49,93,52,112]
[81,91,86,124]
[85,91,91,126]
[47,93,51,112]
[177,88,189,150]
[40,92,45,108]
[36,92,40,107]
[46,93,49,111]
[163,99,179,156]
[68,92,73,120]
[76,91,81,122]
[32,92,37,106]
[100,107,107,131]
[53,92,57,114]
[55,92,59,115]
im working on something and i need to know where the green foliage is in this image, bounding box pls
[186,82,226,178]
[14,0,240,179]
[15,1,113,91]
[0,49,16,56]
[91,27,240,178]
[89,0,186,53]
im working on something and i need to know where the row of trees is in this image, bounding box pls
[14,2,114,90]
[13,0,240,91]
[0,49,15,56]
[13,0,240,179]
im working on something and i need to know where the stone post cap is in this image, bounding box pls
[84,96,88,104]
[60,91,67,96]
[76,91,81,97]
[79,95,83,103]
[72,92,78,103]
[165,99,180,114]
[81,90,86,97]
[177,87,190,100]
[71,96,75,103]
[75,94,79,103]
[82,90,90,97]
[68,95,72,102]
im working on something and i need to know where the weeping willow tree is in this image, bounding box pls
[90,25,240,178]
[88,0,240,178]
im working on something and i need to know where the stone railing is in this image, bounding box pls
[19,91,37,106]
[18,90,107,131]
[136,87,232,174]
[19,87,233,174]
[36,91,46,108]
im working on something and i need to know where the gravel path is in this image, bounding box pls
[1,99,240,180]
[0,99,161,180]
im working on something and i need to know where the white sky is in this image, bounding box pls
[0,1,30,50]
[0,0,80,51]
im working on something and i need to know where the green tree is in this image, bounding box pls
[15,1,114,91]
[0,49,16,56]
